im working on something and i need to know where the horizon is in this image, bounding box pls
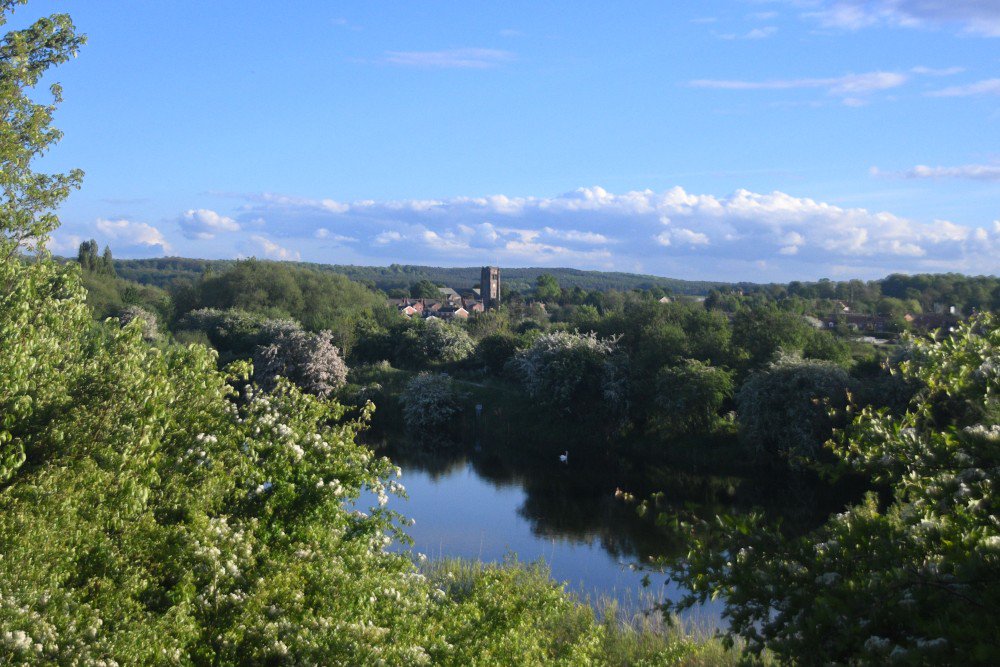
[98,254,998,288]
[19,1,1000,282]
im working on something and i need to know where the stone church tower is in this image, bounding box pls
[481,266,500,310]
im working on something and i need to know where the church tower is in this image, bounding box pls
[481,266,500,310]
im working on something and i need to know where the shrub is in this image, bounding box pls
[253,329,349,398]
[735,354,851,464]
[508,330,628,417]
[118,304,159,342]
[399,372,463,433]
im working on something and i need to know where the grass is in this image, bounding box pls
[422,557,771,666]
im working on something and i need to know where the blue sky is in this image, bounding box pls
[21,0,1000,281]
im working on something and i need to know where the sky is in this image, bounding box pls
[18,0,1000,282]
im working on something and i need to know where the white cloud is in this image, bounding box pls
[873,163,1000,181]
[228,185,1000,279]
[926,78,1000,97]
[95,218,171,254]
[808,1,1000,37]
[910,66,965,76]
[716,26,779,40]
[179,208,240,239]
[250,235,299,261]
[690,70,908,100]
[383,48,514,69]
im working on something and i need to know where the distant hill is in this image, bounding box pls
[110,258,730,295]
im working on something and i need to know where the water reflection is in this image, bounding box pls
[367,433,737,619]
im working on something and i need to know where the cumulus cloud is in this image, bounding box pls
[95,218,171,254]
[383,48,514,69]
[250,235,299,261]
[808,0,1000,36]
[226,185,1000,280]
[872,163,1000,181]
[179,208,240,239]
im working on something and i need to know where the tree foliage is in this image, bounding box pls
[253,328,348,398]
[652,360,733,435]
[399,372,464,434]
[735,354,852,464]
[661,315,1000,663]
[0,1,84,257]
[508,330,628,418]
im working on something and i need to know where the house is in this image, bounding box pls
[389,298,425,318]
[437,305,469,320]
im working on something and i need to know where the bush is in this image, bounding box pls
[118,304,159,342]
[399,372,464,433]
[508,330,628,418]
[253,329,349,398]
[653,359,733,435]
[736,354,852,464]
[396,319,474,367]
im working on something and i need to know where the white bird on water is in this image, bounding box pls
[559,450,568,464]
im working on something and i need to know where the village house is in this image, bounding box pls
[389,266,498,320]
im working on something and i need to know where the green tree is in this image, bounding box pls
[661,316,1000,663]
[731,306,812,369]
[409,279,440,298]
[0,2,84,258]
[735,354,852,464]
[652,360,733,435]
[534,273,561,302]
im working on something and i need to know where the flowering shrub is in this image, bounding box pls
[0,6,630,662]
[253,329,348,398]
[397,319,475,366]
[399,372,463,432]
[736,353,852,464]
[179,307,300,362]
[118,304,159,341]
[508,330,628,416]
[660,315,1000,664]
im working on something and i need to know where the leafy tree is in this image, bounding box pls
[731,306,812,369]
[409,279,440,298]
[652,360,733,435]
[508,330,628,418]
[535,273,562,302]
[661,316,1000,664]
[399,372,463,433]
[253,329,349,398]
[188,259,382,353]
[0,6,84,259]
[736,354,852,464]
[101,245,115,276]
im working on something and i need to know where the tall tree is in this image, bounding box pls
[0,1,84,260]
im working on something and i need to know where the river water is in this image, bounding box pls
[373,444,725,624]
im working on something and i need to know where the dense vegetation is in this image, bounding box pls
[5,1,998,663]
[0,4,751,664]
[657,315,999,663]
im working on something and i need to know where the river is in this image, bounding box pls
[369,441,726,625]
